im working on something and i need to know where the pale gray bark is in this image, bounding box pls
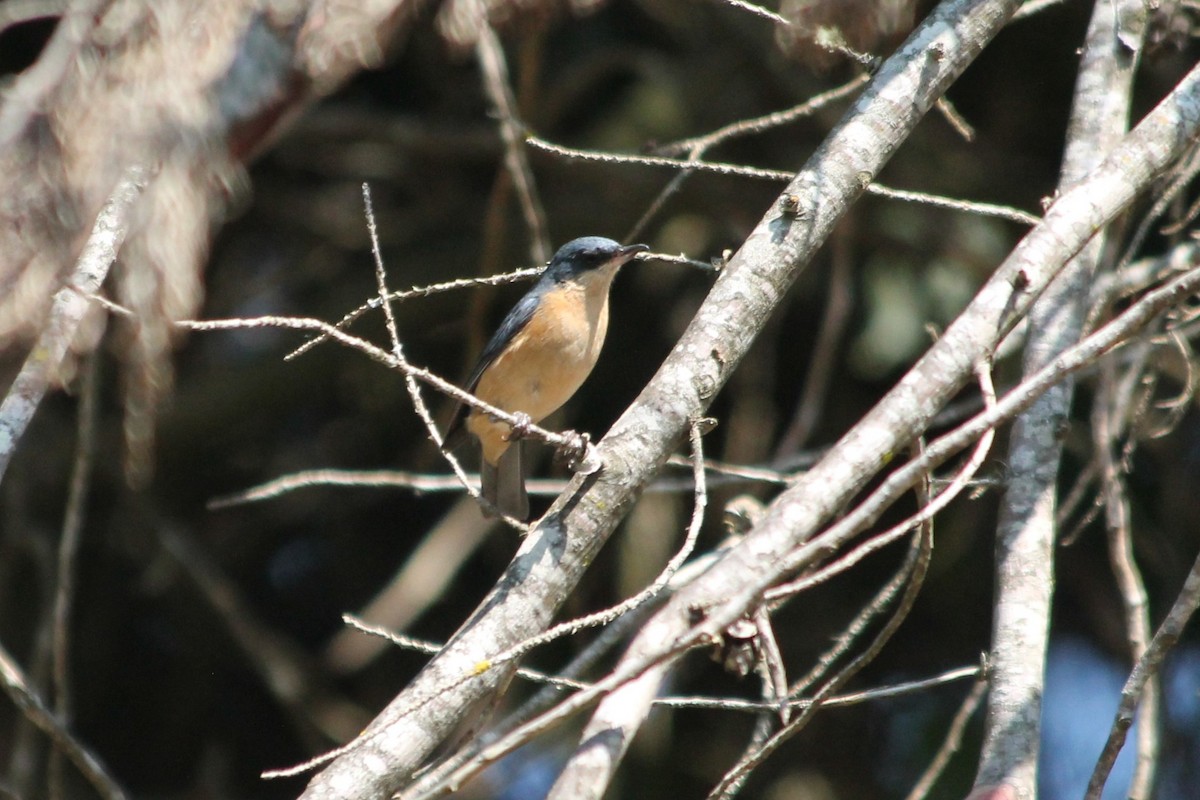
[0,167,145,482]
[544,58,1200,800]
[976,2,1145,797]
[299,1,1029,797]
[294,3,1200,798]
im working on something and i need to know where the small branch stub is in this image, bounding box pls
[779,193,804,217]
[560,431,601,475]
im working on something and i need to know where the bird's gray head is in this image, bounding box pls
[544,237,649,282]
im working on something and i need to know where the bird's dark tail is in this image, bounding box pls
[481,443,529,520]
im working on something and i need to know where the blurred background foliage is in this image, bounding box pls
[1,1,1199,798]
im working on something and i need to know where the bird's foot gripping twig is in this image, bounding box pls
[558,431,602,476]
[502,411,534,442]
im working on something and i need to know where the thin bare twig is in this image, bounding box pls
[263,737,356,780]
[284,267,543,361]
[361,183,524,526]
[533,136,1040,226]
[655,77,870,158]
[474,6,550,263]
[1010,0,1071,22]
[708,0,875,66]
[365,184,403,356]
[904,669,989,800]
[532,136,799,179]
[1058,458,1102,545]
[1095,352,1159,797]
[345,616,979,715]
[208,469,486,508]
[668,664,982,713]
[630,77,869,239]
[644,251,721,272]
[665,453,793,484]
[206,449,795,510]
[769,361,998,605]
[179,314,581,506]
[934,96,976,141]
[342,617,589,692]
[0,641,128,800]
[49,352,101,798]
[773,229,855,459]
[1085,545,1200,798]
[710,0,787,26]
[0,166,145,484]
[709,474,936,800]
[470,414,711,673]
[865,183,1038,225]
[781,533,928,706]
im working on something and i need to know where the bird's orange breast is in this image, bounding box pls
[468,270,614,465]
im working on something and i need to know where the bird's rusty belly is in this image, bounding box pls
[467,355,592,464]
[467,284,607,464]
[473,334,595,421]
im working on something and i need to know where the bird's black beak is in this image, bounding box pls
[614,243,650,264]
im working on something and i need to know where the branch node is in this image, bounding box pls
[502,411,534,442]
[778,193,804,217]
[560,431,601,475]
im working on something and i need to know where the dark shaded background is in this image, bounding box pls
[2,2,1199,798]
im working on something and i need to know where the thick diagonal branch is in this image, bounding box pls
[298,1,1028,797]
[511,52,1200,800]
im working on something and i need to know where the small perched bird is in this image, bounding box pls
[444,237,649,520]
